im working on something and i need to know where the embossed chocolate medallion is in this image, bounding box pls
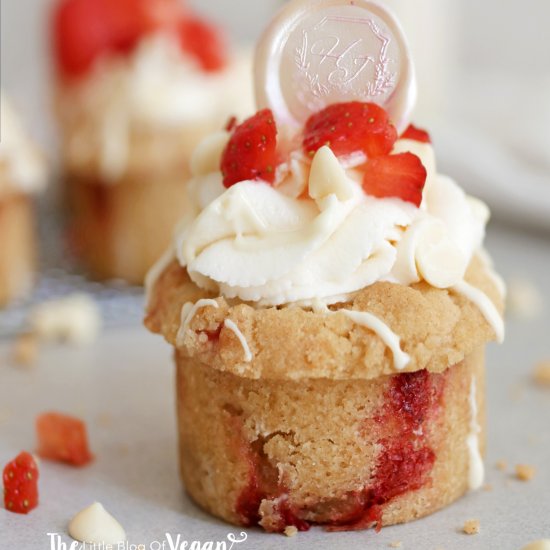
[255,0,416,132]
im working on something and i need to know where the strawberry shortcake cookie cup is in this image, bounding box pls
[146,0,505,535]
[0,94,47,306]
[145,102,505,532]
[52,0,254,283]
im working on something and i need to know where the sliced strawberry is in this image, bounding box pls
[53,0,113,78]
[53,0,182,78]
[224,116,238,133]
[3,452,39,514]
[362,152,427,207]
[303,102,398,159]
[221,109,278,188]
[178,15,228,72]
[401,124,431,144]
[36,412,94,467]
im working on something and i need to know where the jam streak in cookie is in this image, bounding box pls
[230,369,446,533]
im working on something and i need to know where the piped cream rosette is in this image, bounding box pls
[171,132,489,308]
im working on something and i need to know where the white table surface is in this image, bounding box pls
[1,223,549,550]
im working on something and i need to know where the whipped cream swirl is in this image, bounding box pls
[172,135,489,307]
[57,34,254,181]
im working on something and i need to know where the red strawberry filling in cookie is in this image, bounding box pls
[232,369,445,533]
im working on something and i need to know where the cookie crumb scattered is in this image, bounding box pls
[521,540,550,550]
[515,464,536,481]
[483,483,493,491]
[533,361,550,387]
[11,333,38,366]
[495,459,508,472]
[463,519,480,535]
[507,277,543,318]
[96,413,113,428]
[284,526,298,537]
[389,542,403,548]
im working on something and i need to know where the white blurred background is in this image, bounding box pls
[2,0,550,229]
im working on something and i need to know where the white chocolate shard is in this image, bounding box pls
[308,146,354,202]
[416,220,467,289]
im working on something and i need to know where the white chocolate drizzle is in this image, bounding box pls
[453,281,505,343]
[223,319,253,362]
[144,247,175,305]
[466,375,484,490]
[339,309,410,371]
[176,299,219,345]
[312,301,409,371]
[476,249,507,300]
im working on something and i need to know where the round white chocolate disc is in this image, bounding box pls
[255,0,416,132]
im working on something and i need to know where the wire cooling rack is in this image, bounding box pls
[0,193,145,339]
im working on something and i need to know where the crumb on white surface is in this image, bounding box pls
[29,293,101,345]
[284,526,298,537]
[533,361,550,387]
[521,540,550,550]
[516,464,536,481]
[463,519,480,535]
[96,413,113,428]
[495,459,508,472]
[11,332,38,366]
[506,277,543,318]
[389,542,403,548]
[483,483,493,491]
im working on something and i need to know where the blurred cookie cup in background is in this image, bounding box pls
[0,93,47,307]
[51,0,254,284]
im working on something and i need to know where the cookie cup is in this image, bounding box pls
[0,191,36,306]
[145,256,502,532]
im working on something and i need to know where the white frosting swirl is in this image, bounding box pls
[0,93,47,194]
[57,34,254,181]
[171,137,490,307]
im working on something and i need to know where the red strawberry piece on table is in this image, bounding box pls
[362,152,427,207]
[303,101,398,159]
[178,15,228,72]
[36,412,94,467]
[401,124,431,143]
[221,109,278,188]
[3,452,39,514]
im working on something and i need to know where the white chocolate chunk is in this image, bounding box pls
[308,146,354,202]
[29,294,101,346]
[416,220,467,288]
[190,131,229,177]
[68,502,126,545]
